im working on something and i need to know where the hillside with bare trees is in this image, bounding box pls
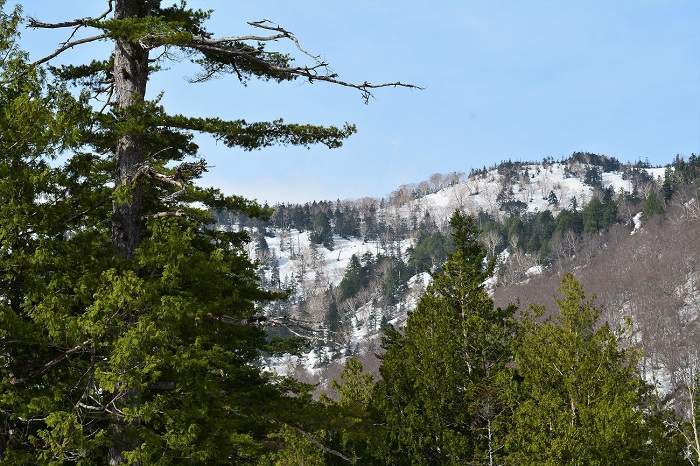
[216,153,700,401]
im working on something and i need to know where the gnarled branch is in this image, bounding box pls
[204,312,339,346]
[142,210,186,220]
[28,33,109,69]
[184,37,421,103]
[132,159,209,203]
[132,164,184,190]
[27,1,113,30]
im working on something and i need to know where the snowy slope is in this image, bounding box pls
[247,161,668,379]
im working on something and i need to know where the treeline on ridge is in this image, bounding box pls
[214,152,699,358]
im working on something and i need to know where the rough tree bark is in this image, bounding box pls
[111,0,156,259]
[108,4,156,463]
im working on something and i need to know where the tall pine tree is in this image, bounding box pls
[1,1,416,463]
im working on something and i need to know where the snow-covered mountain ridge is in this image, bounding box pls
[218,155,685,387]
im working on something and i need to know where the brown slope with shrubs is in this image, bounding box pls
[493,196,700,398]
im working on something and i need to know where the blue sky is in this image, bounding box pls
[12,0,700,204]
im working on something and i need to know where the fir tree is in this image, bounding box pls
[371,211,518,465]
[509,274,685,465]
[642,191,664,220]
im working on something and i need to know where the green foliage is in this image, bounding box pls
[583,166,603,188]
[569,152,621,173]
[98,16,194,46]
[0,10,110,462]
[581,189,618,234]
[338,254,372,301]
[257,425,326,466]
[326,358,376,463]
[642,191,664,220]
[331,358,375,412]
[166,114,357,151]
[0,1,364,462]
[553,208,583,237]
[258,359,377,466]
[379,257,410,305]
[310,210,334,250]
[371,211,518,465]
[672,153,700,184]
[508,274,685,464]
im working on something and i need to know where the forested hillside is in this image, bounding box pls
[215,153,697,377]
[214,156,700,462]
[213,152,700,463]
[2,0,699,463]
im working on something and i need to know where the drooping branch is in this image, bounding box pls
[188,19,323,64]
[185,38,421,103]
[247,20,323,63]
[135,17,421,103]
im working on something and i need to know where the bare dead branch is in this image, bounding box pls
[132,159,209,203]
[97,85,115,114]
[28,18,94,29]
[131,163,183,189]
[27,1,113,30]
[204,312,339,345]
[29,33,109,69]
[248,20,323,62]
[10,339,93,386]
[273,418,359,463]
[134,17,421,102]
[142,210,186,220]
[160,189,186,203]
[265,317,339,345]
[185,40,421,103]
[197,32,288,44]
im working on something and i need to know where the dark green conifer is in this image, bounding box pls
[371,211,518,465]
[509,274,685,465]
[1,1,415,463]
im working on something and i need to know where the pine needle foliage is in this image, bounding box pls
[509,274,686,465]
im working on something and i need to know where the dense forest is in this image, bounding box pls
[1,0,700,464]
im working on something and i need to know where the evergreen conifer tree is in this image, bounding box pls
[509,274,685,465]
[371,211,518,465]
[1,1,415,463]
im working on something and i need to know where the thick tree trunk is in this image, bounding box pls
[108,2,158,464]
[111,0,155,259]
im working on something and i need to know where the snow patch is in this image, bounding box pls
[631,212,643,235]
